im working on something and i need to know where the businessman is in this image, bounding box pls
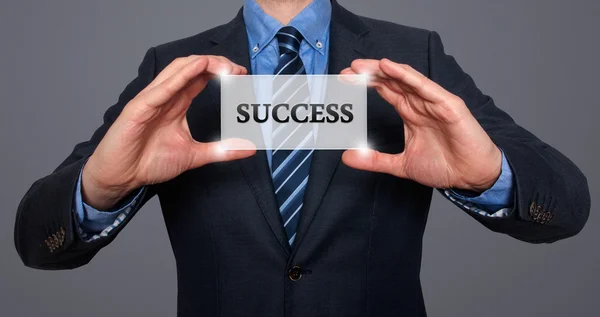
[14,0,591,316]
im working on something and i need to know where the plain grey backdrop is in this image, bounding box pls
[0,0,598,316]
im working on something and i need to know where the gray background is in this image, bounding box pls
[0,0,598,316]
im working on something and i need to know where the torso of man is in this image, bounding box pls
[13,1,590,316]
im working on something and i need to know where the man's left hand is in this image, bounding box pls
[341,58,502,193]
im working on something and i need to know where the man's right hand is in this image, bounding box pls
[81,55,255,210]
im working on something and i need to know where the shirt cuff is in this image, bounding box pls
[445,149,515,216]
[73,165,144,234]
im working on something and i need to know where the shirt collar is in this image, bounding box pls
[243,0,331,58]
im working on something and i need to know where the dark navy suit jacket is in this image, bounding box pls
[15,1,590,316]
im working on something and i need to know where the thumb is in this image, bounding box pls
[342,148,406,178]
[190,138,256,168]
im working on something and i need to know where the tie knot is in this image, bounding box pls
[276,26,303,54]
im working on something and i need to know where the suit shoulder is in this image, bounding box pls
[358,16,431,45]
[151,23,227,61]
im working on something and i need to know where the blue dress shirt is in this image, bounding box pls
[73,0,515,239]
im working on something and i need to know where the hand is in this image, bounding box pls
[340,59,502,192]
[82,55,255,209]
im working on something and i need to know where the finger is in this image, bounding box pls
[210,55,247,75]
[228,63,247,75]
[348,60,412,91]
[230,61,248,75]
[337,72,371,86]
[144,56,203,92]
[339,68,361,82]
[142,57,209,107]
[345,61,413,111]
[340,67,352,74]
[190,138,256,168]
[145,57,233,107]
[181,58,247,103]
[202,56,235,78]
[350,59,390,80]
[342,148,406,178]
[341,65,389,89]
[229,64,245,76]
[180,76,211,103]
[146,55,245,93]
[228,61,247,75]
[379,59,448,103]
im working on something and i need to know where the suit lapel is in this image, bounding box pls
[292,1,371,250]
[208,10,292,255]
[205,9,252,73]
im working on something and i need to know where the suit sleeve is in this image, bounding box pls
[74,166,146,235]
[427,31,591,243]
[14,47,158,269]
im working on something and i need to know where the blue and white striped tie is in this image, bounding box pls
[271,26,313,245]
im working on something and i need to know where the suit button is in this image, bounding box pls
[529,202,537,214]
[288,265,303,281]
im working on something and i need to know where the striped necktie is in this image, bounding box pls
[271,26,314,245]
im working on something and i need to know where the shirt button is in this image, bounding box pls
[252,44,259,53]
[288,265,303,281]
[316,40,323,49]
